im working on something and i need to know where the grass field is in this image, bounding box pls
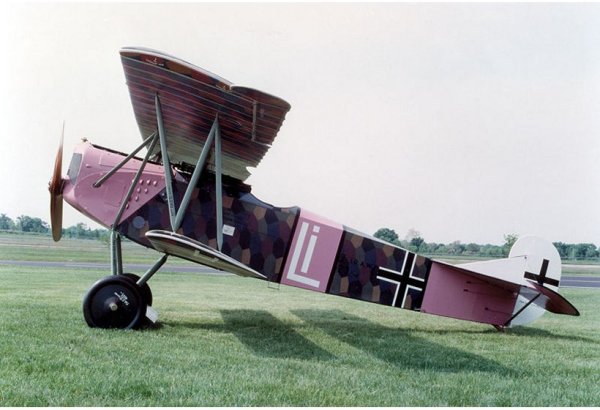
[0,232,194,266]
[1,234,599,406]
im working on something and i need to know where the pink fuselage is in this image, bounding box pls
[63,142,167,229]
[64,142,523,326]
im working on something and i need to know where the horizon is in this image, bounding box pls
[2,211,598,249]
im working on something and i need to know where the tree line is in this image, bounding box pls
[374,228,599,261]
[0,213,109,240]
[1,214,598,261]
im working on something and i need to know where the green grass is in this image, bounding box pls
[1,233,599,406]
[0,232,193,266]
[0,263,599,406]
[562,264,600,276]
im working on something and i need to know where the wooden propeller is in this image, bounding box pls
[49,124,65,242]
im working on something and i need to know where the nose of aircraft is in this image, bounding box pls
[48,124,66,242]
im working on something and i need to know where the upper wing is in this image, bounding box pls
[120,47,292,181]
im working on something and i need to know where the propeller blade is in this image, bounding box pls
[50,190,63,242]
[49,123,65,242]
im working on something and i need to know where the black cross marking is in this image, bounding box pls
[524,259,560,287]
[376,253,427,309]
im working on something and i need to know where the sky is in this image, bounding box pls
[1,2,599,245]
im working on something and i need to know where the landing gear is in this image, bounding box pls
[121,273,153,306]
[82,274,150,329]
[83,228,162,329]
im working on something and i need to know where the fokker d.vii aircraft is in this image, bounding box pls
[49,47,579,331]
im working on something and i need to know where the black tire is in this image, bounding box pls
[119,273,156,329]
[120,273,153,306]
[83,275,146,329]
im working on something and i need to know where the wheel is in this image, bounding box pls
[83,275,146,329]
[119,273,156,328]
[120,273,153,306]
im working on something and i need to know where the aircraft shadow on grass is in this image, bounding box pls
[167,309,513,375]
[291,309,513,375]
[220,309,335,361]
[404,325,598,344]
[506,326,599,344]
[164,310,334,361]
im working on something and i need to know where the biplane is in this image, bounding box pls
[48,47,579,331]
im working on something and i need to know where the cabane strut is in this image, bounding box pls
[93,93,225,285]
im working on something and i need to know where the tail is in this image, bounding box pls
[457,235,576,327]
[507,235,564,326]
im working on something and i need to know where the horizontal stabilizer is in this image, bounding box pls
[526,282,579,316]
[422,261,522,326]
[422,260,579,326]
[457,256,528,286]
[145,230,266,280]
[450,260,578,316]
